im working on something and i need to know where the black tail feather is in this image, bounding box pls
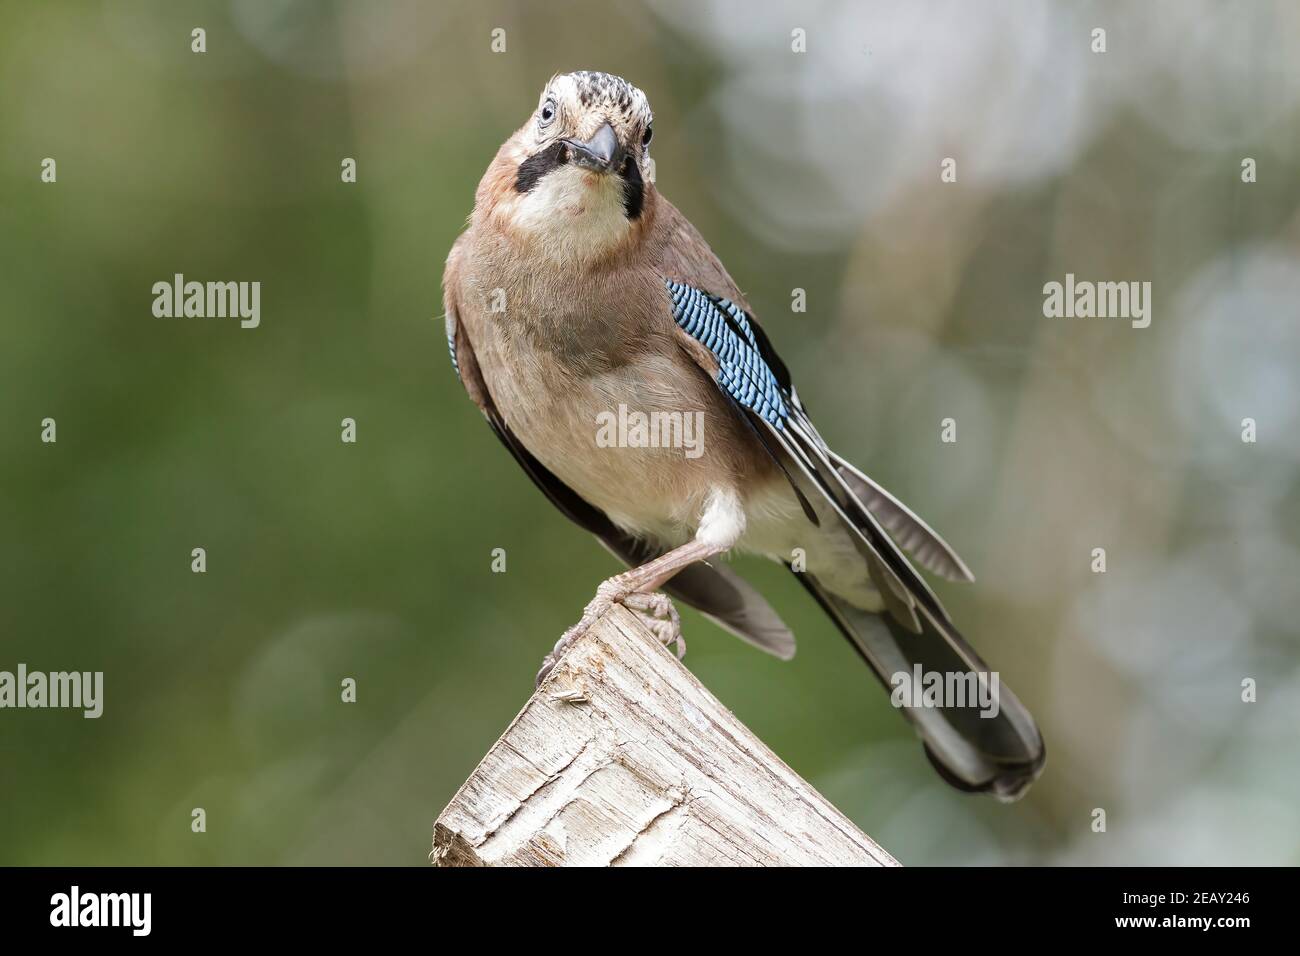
[792,569,1045,801]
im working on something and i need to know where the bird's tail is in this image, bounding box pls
[793,572,1045,801]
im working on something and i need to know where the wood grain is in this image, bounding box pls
[432,605,897,867]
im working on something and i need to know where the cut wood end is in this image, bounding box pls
[432,604,898,867]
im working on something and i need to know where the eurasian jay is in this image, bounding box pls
[443,71,1044,799]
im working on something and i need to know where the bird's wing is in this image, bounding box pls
[662,276,934,632]
[657,231,1044,798]
[829,452,974,583]
[442,240,795,659]
[656,200,972,597]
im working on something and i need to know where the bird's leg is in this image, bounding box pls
[535,537,721,686]
[536,488,746,686]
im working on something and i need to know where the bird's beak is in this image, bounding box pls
[562,122,622,173]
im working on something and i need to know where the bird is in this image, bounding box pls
[442,70,1045,800]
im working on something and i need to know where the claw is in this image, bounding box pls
[535,582,686,686]
[533,580,691,686]
[621,590,685,660]
[536,620,587,687]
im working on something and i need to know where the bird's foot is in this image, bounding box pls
[621,590,685,660]
[535,577,683,687]
[535,577,625,686]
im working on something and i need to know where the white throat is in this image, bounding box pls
[511,165,632,264]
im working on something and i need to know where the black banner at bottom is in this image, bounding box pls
[0,866,1277,941]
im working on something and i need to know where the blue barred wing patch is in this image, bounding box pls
[445,316,461,379]
[665,280,789,427]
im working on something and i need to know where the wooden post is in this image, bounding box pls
[432,604,898,867]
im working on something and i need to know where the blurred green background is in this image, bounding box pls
[2,0,1299,865]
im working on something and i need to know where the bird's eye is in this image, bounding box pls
[641,124,654,147]
[539,100,556,127]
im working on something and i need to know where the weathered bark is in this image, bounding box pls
[432,605,897,867]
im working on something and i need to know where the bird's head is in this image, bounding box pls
[476,71,658,265]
